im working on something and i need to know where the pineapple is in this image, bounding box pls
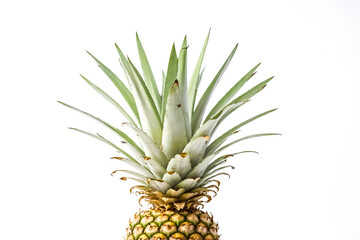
[59,30,278,240]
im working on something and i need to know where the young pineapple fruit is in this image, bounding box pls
[59,30,278,240]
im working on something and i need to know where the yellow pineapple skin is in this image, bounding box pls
[126,209,219,240]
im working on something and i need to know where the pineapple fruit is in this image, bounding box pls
[59,30,278,240]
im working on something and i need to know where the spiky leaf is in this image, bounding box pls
[162,80,188,159]
[192,44,238,133]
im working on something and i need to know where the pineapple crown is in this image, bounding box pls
[59,30,279,210]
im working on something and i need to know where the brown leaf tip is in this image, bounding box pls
[180,153,188,158]
[203,135,210,142]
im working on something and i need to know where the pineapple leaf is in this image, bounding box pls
[166,153,192,179]
[186,153,217,178]
[161,70,166,102]
[120,176,148,185]
[202,165,235,180]
[68,128,153,177]
[183,136,210,167]
[216,133,281,154]
[161,44,178,122]
[148,179,171,193]
[196,173,230,188]
[192,101,247,139]
[136,33,161,110]
[162,171,182,188]
[143,158,167,179]
[111,169,148,181]
[120,56,162,145]
[209,77,274,136]
[192,44,238,133]
[58,101,144,156]
[188,29,210,124]
[228,76,274,106]
[177,36,191,139]
[175,178,200,191]
[123,123,168,169]
[204,62,261,122]
[86,51,140,122]
[205,151,259,175]
[206,108,278,155]
[114,44,133,86]
[162,80,188,159]
[80,74,139,126]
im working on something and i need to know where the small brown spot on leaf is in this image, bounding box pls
[203,135,210,142]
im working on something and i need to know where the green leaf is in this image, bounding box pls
[206,108,278,155]
[185,153,217,178]
[111,169,148,181]
[183,136,210,167]
[161,70,166,102]
[68,128,153,177]
[162,171,182,188]
[188,29,210,123]
[114,43,132,86]
[161,80,188,159]
[123,123,168,169]
[204,62,261,122]
[120,56,163,145]
[166,153,192,179]
[229,76,274,106]
[177,36,191,139]
[136,33,161,110]
[175,178,200,191]
[202,165,235,180]
[192,44,238,133]
[120,176,148,185]
[205,151,259,175]
[86,51,139,123]
[148,179,171,193]
[192,101,246,139]
[196,172,230,188]
[144,158,167,179]
[216,133,281,153]
[58,101,144,156]
[209,77,274,136]
[161,44,178,122]
[80,74,138,126]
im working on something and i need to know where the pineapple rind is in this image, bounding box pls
[127,209,219,240]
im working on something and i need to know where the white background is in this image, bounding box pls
[1,0,359,239]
